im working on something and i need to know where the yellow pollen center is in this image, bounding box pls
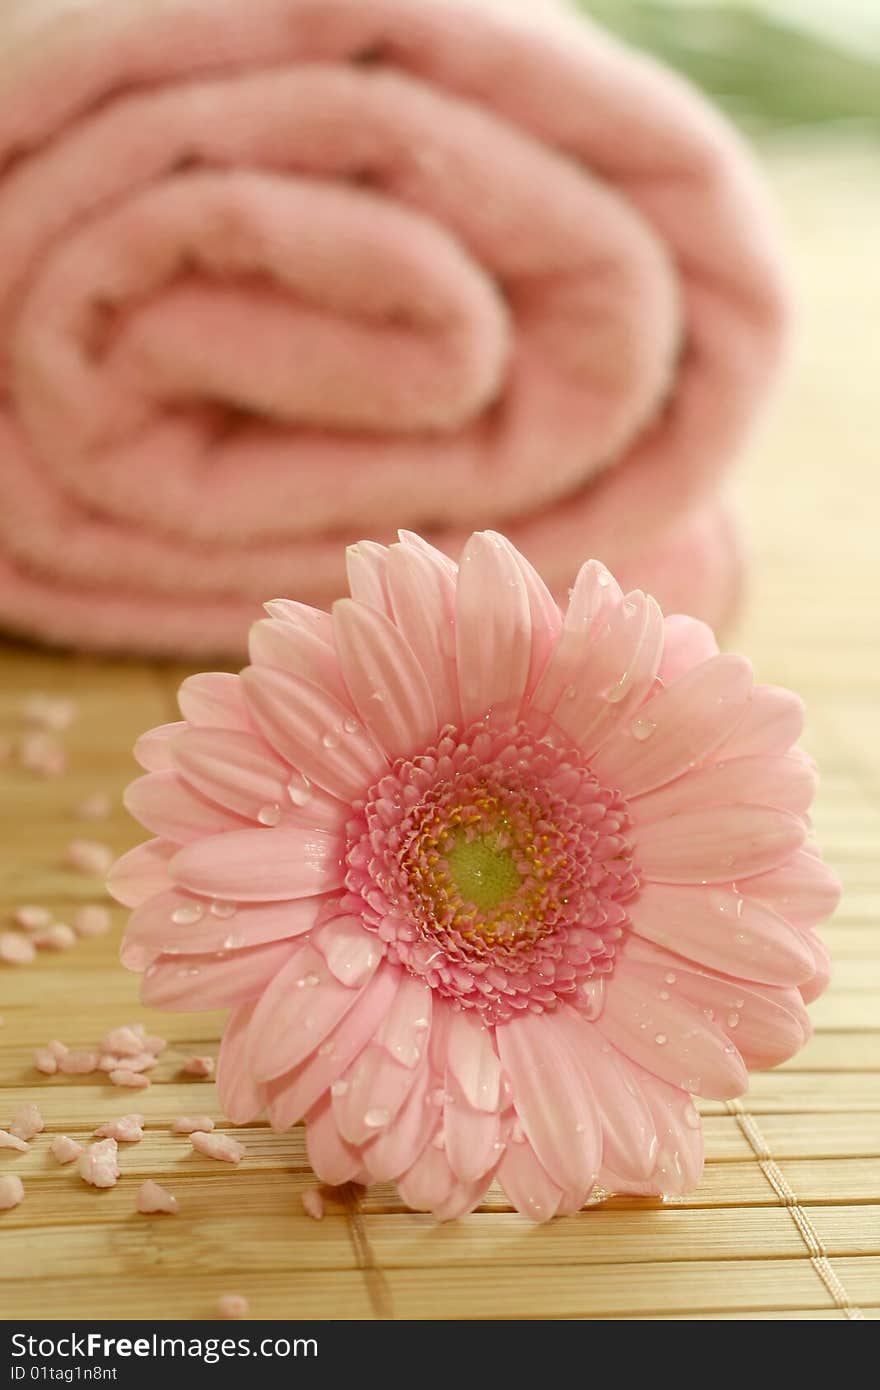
[445,831,522,919]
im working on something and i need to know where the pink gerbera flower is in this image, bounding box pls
[112,532,838,1220]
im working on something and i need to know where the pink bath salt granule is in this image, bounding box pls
[51,1135,83,1165]
[12,906,51,931]
[0,932,36,965]
[64,839,114,876]
[94,1114,144,1142]
[105,1051,156,1074]
[216,1294,249,1320]
[300,1188,325,1222]
[60,1050,97,1075]
[33,1048,58,1075]
[0,1130,29,1153]
[0,1175,25,1210]
[137,1180,179,1215]
[190,1131,244,1164]
[33,923,77,951]
[171,1115,214,1135]
[78,1138,120,1188]
[72,905,111,937]
[75,791,112,820]
[181,1055,215,1078]
[143,1035,167,1055]
[100,1025,145,1057]
[109,1068,150,1090]
[10,1104,44,1141]
[22,694,76,731]
[48,1040,69,1061]
[19,732,67,778]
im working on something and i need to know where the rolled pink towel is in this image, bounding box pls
[0,0,787,656]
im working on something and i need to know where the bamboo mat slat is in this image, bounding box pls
[1,141,879,1320]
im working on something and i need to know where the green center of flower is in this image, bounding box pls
[445,829,522,917]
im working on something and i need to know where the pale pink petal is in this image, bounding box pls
[714,685,804,758]
[385,541,460,728]
[346,541,391,613]
[332,599,437,760]
[527,559,622,727]
[591,654,753,796]
[142,938,295,1012]
[107,839,175,908]
[635,805,806,884]
[248,618,347,699]
[169,826,344,901]
[496,1009,600,1199]
[217,1001,264,1123]
[263,599,334,639]
[628,881,816,986]
[443,1077,502,1183]
[631,754,817,823]
[798,930,832,1004]
[247,943,377,1082]
[306,1100,362,1186]
[446,1009,502,1111]
[456,532,531,725]
[241,665,386,801]
[497,1136,564,1222]
[432,1170,496,1221]
[122,890,323,969]
[396,1141,454,1214]
[178,672,254,730]
[361,1055,433,1182]
[397,531,458,578]
[597,953,748,1099]
[265,963,401,1129]
[743,852,842,928]
[495,534,562,702]
[374,975,433,1068]
[657,615,719,683]
[124,771,250,843]
[332,1043,419,1145]
[134,723,187,772]
[311,914,385,989]
[600,1067,704,1197]
[171,728,297,823]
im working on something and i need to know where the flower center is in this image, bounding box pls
[343,722,638,1023]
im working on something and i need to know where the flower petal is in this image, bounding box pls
[527,559,622,727]
[142,938,294,1012]
[397,1141,454,1215]
[591,654,754,797]
[496,1009,600,1199]
[263,599,333,639]
[597,953,748,1099]
[306,1100,363,1186]
[169,826,344,901]
[332,598,437,761]
[742,852,841,928]
[345,541,391,613]
[241,664,386,802]
[628,880,816,986]
[332,1043,418,1146]
[134,723,187,772]
[122,890,322,968]
[446,1009,502,1111]
[600,1067,704,1197]
[124,771,249,843]
[631,754,817,824]
[362,1053,433,1182]
[170,728,292,821]
[312,914,385,989]
[798,929,832,1004]
[657,615,719,684]
[444,1078,502,1183]
[374,975,433,1067]
[217,1001,264,1124]
[385,540,460,728]
[178,672,253,730]
[107,839,175,907]
[714,685,804,758]
[497,1136,564,1221]
[495,534,562,702]
[456,531,531,725]
[635,804,806,884]
[432,1171,497,1222]
[247,942,376,1082]
[248,618,348,699]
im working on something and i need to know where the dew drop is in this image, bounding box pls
[603,675,629,704]
[210,900,236,919]
[330,1079,348,1097]
[364,1107,389,1129]
[596,568,612,588]
[564,684,577,701]
[171,903,203,926]
[288,774,312,807]
[257,803,281,826]
[371,690,387,703]
[223,934,241,949]
[659,990,670,1001]
[322,730,339,749]
[342,716,359,734]
[654,1033,668,1046]
[703,1008,715,1022]
[664,972,677,985]
[303,973,319,987]
[412,1017,429,1031]
[726,1011,740,1029]
[630,716,657,742]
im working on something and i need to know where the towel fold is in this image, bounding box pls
[0,0,787,656]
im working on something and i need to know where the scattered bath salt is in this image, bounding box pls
[181,1055,215,1078]
[33,923,77,951]
[300,1188,324,1221]
[109,1068,150,1089]
[19,732,67,778]
[171,1115,214,1135]
[97,1054,123,1072]
[33,1048,58,1074]
[75,791,112,820]
[0,1175,25,1210]
[137,1180,178,1215]
[72,905,111,937]
[0,932,36,965]
[60,1050,97,1074]
[48,1040,69,1060]
[51,1135,83,1165]
[21,694,76,731]
[0,1130,29,1153]
[94,1114,144,1142]
[9,1104,44,1141]
[64,839,114,876]
[78,1138,119,1188]
[190,1131,244,1164]
[216,1294,249,1320]
[143,1035,167,1055]
[100,1026,145,1057]
[111,1051,156,1074]
[12,906,51,931]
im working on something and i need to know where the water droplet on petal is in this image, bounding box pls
[630,716,657,742]
[343,716,359,734]
[210,900,236,919]
[318,1041,335,1056]
[288,773,312,807]
[322,730,339,749]
[364,1107,389,1129]
[330,1079,348,1097]
[257,803,282,826]
[726,1011,740,1029]
[654,1033,668,1046]
[171,903,203,925]
[664,972,677,985]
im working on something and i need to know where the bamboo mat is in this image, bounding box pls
[1,140,879,1321]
